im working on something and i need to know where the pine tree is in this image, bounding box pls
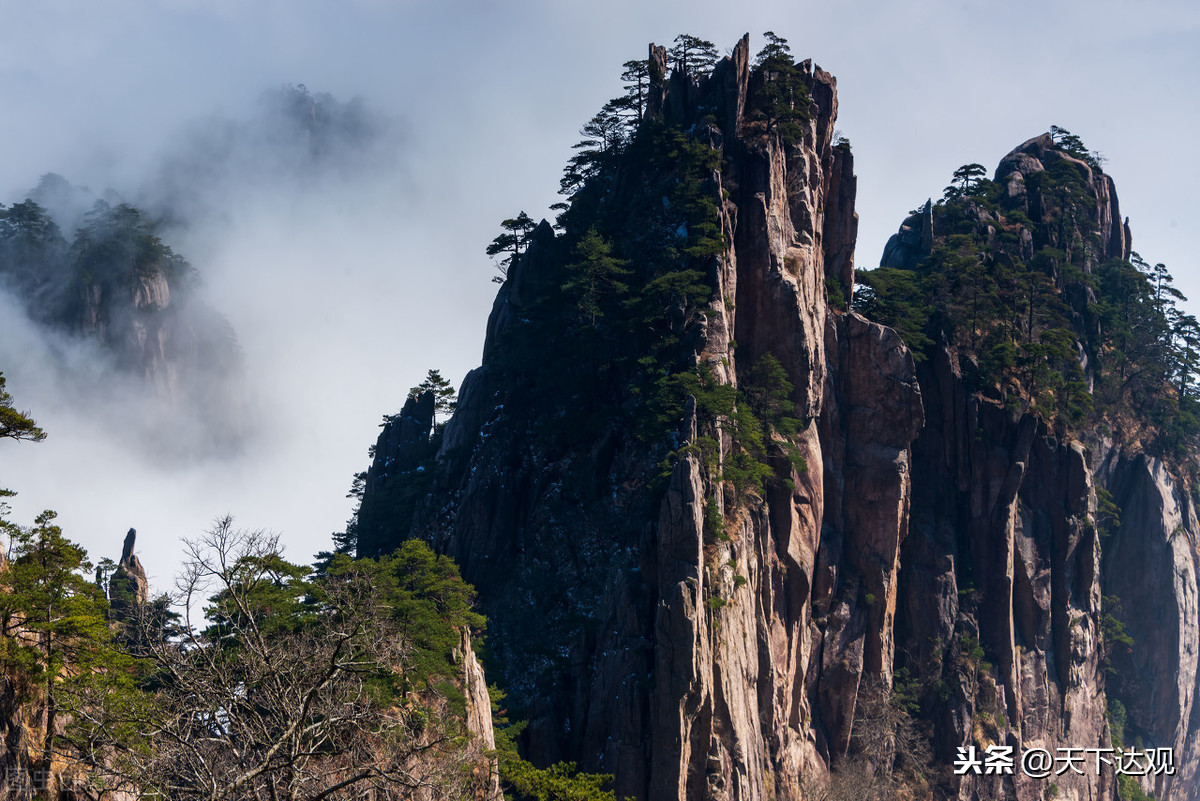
[1,511,119,785]
[0,200,69,308]
[1172,311,1200,399]
[942,163,988,200]
[619,59,652,123]
[72,201,195,295]
[669,34,718,76]
[562,227,629,326]
[560,104,628,196]
[486,211,537,283]
[1050,125,1103,170]
[0,199,62,243]
[409,368,457,423]
[751,32,810,145]
[1,372,47,502]
[0,372,46,444]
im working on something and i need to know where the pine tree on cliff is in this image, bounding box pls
[942,163,988,200]
[72,201,195,295]
[1171,310,1200,399]
[0,200,72,326]
[487,211,537,283]
[1,372,47,502]
[669,34,718,76]
[0,372,46,445]
[561,104,628,196]
[1050,124,1104,169]
[751,32,810,144]
[0,200,64,269]
[410,368,457,424]
[562,227,629,326]
[619,59,651,122]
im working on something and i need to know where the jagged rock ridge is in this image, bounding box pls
[357,37,1200,801]
[877,133,1200,800]
[360,34,920,800]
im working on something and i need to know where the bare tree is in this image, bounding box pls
[71,517,491,800]
[801,677,934,801]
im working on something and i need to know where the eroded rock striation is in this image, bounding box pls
[357,37,1200,801]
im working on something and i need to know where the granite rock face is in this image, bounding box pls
[1093,448,1200,800]
[363,37,924,800]
[73,261,245,438]
[358,42,1199,801]
[880,200,934,271]
[899,344,1111,801]
[995,133,1130,264]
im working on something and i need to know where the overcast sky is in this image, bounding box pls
[1,0,1197,588]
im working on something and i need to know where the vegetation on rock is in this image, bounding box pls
[855,129,1200,458]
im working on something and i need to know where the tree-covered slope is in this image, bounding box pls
[857,129,1199,461]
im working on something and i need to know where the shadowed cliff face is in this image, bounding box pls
[1094,447,1200,801]
[899,344,1109,801]
[360,35,925,800]
[357,40,1199,801]
[898,359,1200,801]
[881,133,1200,801]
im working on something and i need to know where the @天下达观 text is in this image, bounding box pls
[953,744,1175,778]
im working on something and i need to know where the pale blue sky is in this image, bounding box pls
[1,0,1197,582]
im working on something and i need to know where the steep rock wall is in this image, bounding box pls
[358,41,1200,801]
[1094,447,1200,800]
[898,344,1112,801]
[359,36,926,801]
[74,265,243,422]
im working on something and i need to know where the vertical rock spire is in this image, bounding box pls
[110,527,149,615]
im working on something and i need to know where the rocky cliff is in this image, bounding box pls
[356,36,1199,801]
[1094,445,1200,800]
[879,132,1200,801]
[0,196,245,455]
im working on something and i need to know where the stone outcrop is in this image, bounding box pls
[880,199,933,271]
[455,628,502,799]
[995,133,1129,265]
[356,390,436,558]
[108,528,150,618]
[73,264,245,438]
[823,142,858,303]
[78,272,173,391]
